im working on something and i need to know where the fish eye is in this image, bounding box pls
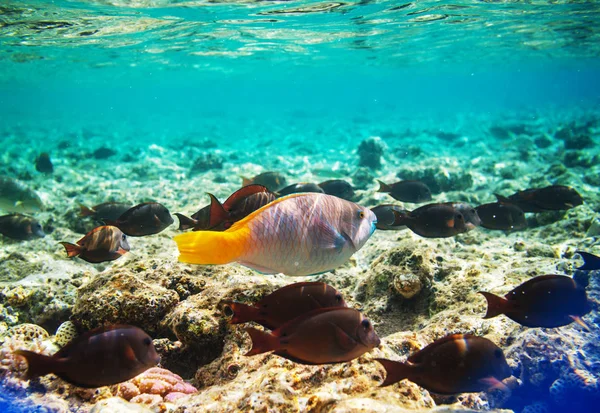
[358,210,365,219]
[122,234,127,241]
[335,294,343,302]
[361,319,371,329]
[494,349,503,359]
[470,209,475,214]
[143,337,152,346]
[457,213,464,221]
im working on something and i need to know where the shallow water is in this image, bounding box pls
[1,1,600,413]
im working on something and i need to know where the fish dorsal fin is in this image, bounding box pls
[273,307,354,337]
[576,251,600,271]
[227,193,317,232]
[76,225,111,245]
[257,282,327,305]
[408,334,476,364]
[207,193,229,228]
[223,185,270,209]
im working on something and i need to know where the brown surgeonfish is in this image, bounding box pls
[0,213,45,240]
[176,185,276,231]
[445,202,481,230]
[14,325,159,388]
[107,202,173,236]
[479,275,592,329]
[245,307,380,364]
[377,180,432,203]
[389,203,469,238]
[318,180,355,201]
[79,202,132,222]
[376,334,512,394]
[495,185,583,213]
[576,251,600,271]
[277,183,324,197]
[60,225,130,263]
[223,282,347,330]
[476,202,527,231]
[242,172,287,192]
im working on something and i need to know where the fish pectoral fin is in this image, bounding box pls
[330,323,358,352]
[570,315,591,332]
[314,218,349,253]
[479,377,511,395]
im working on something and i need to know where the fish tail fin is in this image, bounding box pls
[174,228,247,265]
[244,327,280,356]
[174,213,197,231]
[79,204,95,217]
[375,358,411,387]
[376,180,391,193]
[222,301,261,325]
[390,209,410,226]
[207,193,229,228]
[60,242,81,258]
[494,194,511,204]
[576,251,600,271]
[13,350,56,379]
[479,291,507,319]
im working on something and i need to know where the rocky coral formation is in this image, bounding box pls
[357,137,385,169]
[396,165,473,194]
[117,367,197,406]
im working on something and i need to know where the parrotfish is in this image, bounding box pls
[176,185,276,231]
[479,274,592,329]
[377,180,432,203]
[60,225,130,263]
[242,171,287,192]
[476,202,527,231]
[0,176,44,213]
[495,185,583,213]
[107,202,173,236]
[0,213,45,240]
[376,334,512,394]
[174,193,377,276]
[14,325,159,388]
[318,180,355,201]
[388,203,469,238]
[277,183,324,196]
[576,251,600,271]
[223,281,347,330]
[79,202,133,222]
[245,307,380,364]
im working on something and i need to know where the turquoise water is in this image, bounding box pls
[1,1,600,412]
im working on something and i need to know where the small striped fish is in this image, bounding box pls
[174,193,377,276]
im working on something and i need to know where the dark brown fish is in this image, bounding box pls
[107,202,173,236]
[277,183,324,197]
[35,153,53,173]
[479,274,592,329]
[476,202,527,231]
[79,202,133,222]
[318,180,355,201]
[391,203,469,238]
[223,282,347,330]
[176,185,276,231]
[495,185,583,213]
[245,307,380,365]
[377,180,432,203]
[0,213,45,240]
[242,172,287,192]
[14,325,159,388]
[576,251,600,271]
[376,334,512,394]
[445,202,481,230]
[60,225,130,263]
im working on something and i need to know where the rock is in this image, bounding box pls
[357,137,384,169]
[90,397,153,413]
[351,167,375,190]
[190,153,224,174]
[396,166,473,194]
[92,147,117,159]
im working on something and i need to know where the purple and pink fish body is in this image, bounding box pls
[174,193,377,276]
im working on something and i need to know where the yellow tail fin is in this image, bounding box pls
[174,229,248,265]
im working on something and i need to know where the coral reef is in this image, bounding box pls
[190,153,224,174]
[357,137,385,169]
[116,367,197,406]
[396,165,473,194]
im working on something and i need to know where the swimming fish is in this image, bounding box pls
[576,251,600,271]
[318,180,355,201]
[223,281,347,330]
[242,172,287,192]
[389,203,469,238]
[0,214,45,240]
[443,202,480,230]
[479,274,592,329]
[376,180,432,203]
[0,176,44,213]
[176,185,276,231]
[376,334,511,394]
[60,225,130,263]
[495,185,583,213]
[370,204,406,230]
[174,193,377,276]
[79,202,133,222]
[14,325,159,388]
[476,202,527,231]
[35,153,53,174]
[277,183,324,196]
[107,202,173,236]
[245,307,380,364]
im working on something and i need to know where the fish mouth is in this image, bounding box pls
[370,220,377,235]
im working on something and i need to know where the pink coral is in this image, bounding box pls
[117,367,197,405]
